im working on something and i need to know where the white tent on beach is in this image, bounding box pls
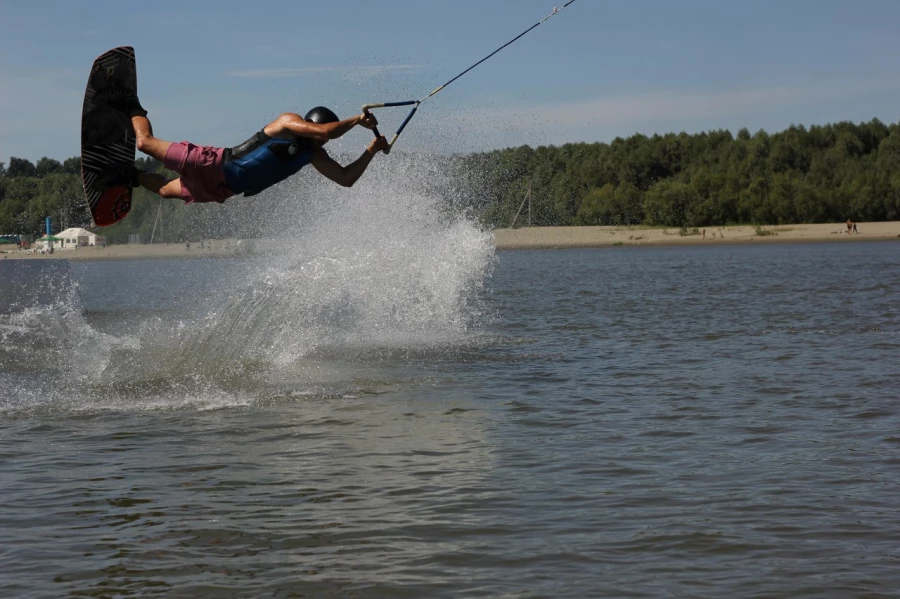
[54,227,107,250]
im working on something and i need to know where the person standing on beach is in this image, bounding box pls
[106,95,389,205]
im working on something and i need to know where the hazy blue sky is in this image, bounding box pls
[2,0,899,164]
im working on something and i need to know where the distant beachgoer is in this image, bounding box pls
[853,222,858,234]
[702,228,706,240]
[847,219,853,234]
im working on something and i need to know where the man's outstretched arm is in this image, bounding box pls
[311,137,389,187]
[266,112,379,141]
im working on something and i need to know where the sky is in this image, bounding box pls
[2,0,900,165]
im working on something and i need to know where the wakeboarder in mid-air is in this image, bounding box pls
[110,95,389,205]
[83,4,577,223]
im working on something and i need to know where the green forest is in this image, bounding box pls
[464,118,900,228]
[2,118,900,242]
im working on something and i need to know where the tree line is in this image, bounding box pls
[459,118,900,228]
[2,118,900,241]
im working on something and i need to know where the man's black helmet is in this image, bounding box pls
[304,106,340,124]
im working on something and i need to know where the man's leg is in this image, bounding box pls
[132,114,171,163]
[129,114,183,199]
[136,172,183,199]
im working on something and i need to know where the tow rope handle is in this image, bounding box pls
[362,101,420,155]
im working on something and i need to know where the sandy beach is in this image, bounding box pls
[492,221,900,249]
[2,222,898,261]
[0,238,255,261]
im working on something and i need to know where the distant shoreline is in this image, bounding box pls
[0,239,252,261]
[2,222,898,261]
[492,222,900,249]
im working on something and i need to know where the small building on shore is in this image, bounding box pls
[56,228,107,249]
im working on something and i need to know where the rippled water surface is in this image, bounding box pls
[2,241,899,598]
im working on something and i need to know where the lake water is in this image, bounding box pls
[2,240,899,598]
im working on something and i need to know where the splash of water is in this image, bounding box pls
[169,152,495,373]
[1,153,496,413]
[0,262,125,383]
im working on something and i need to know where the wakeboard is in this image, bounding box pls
[80,46,138,226]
